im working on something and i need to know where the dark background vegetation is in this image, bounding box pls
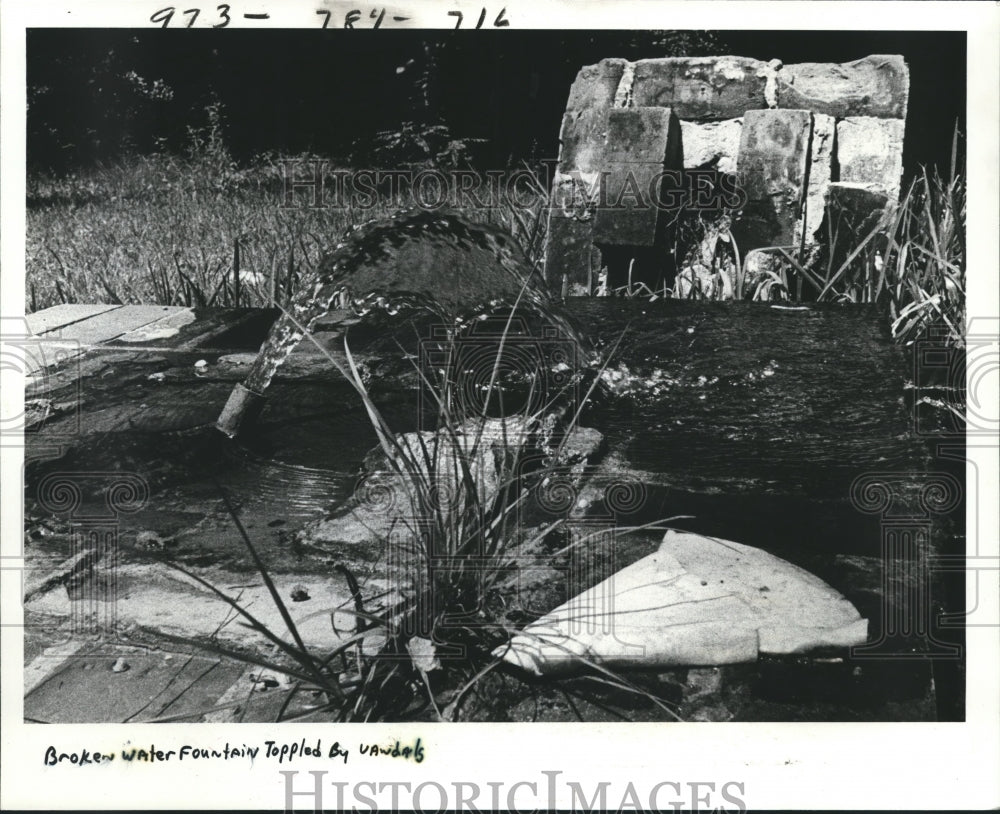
[27,29,965,175]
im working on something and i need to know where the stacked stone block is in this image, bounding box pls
[591,107,683,247]
[544,54,910,294]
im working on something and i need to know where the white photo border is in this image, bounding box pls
[2,2,997,810]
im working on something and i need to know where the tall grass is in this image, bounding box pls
[28,152,372,311]
[665,165,966,348]
[882,168,965,346]
[776,167,966,347]
[27,136,549,312]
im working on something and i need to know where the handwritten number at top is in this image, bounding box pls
[151,5,509,28]
[447,8,509,29]
[149,5,231,27]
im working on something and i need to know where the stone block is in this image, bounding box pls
[680,118,742,173]
[592,165,667,247]
[826,181,890,218]
[592,108,682,247]
[566,58,628,111]
[549,170,600,218]
[824,182,891,269]
[733,109,813,251]
[631,56,770,120]
[558,108,612,173]
[799,113,836,244]
[836,117,906,201]
[604,107,684,165]
[544,214,602,294]
[776,55,909,119]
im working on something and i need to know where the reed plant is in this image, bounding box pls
[157,291,682,722]
[664,164,965,348]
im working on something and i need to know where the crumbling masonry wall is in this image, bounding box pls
[545,55,909,295]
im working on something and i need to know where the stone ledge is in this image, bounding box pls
[630,56,771,120]
[776,55,909,119]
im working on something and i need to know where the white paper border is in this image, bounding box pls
[2,2,997,810]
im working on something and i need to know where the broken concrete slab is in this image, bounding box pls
[630,56,770,120]
[309,419,604,555]
[37,305,185,346]
[680,118,742,173]
[836,116,906,200]
[733,109,813,251]
[25,645,246,723]
[24,560,389,655]
[498,529,868,675]
[26,304,122,336]
[776,55,910,119]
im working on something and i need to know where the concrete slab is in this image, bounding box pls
[24,561,385,655]
[52,305,186,346]
[116,308,196,343]
[24,644,245,723]
[27,304,121,336]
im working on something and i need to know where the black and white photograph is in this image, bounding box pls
[1,1,997,810]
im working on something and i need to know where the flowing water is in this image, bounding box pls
[24,297,964,719]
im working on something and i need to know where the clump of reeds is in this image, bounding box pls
[155,290,682,722]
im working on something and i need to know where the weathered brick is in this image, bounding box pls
[630,56,770,120]
[776,55,909,119]
[733,109,813,251]
[566,58,628,111]
[836,117,905,201]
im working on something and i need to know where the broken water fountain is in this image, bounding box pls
[23,53,961,722]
